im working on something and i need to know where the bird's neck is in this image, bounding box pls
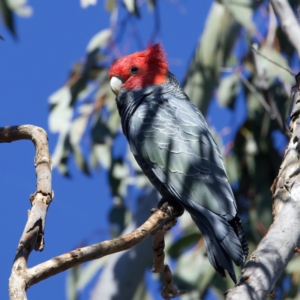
[116,88,148,137]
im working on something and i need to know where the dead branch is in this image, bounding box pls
[22,206,173,292]
[0,125,53,300]
[1,125,180,299]
[225,80,300,299]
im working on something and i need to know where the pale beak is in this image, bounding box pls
[110,76,123,95]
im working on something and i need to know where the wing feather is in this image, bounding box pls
[129,95,236,217]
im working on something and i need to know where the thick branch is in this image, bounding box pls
[270,0,300,58]
[26,208,172,287]
[2,125,177,299]
[226,86,300,299]
[0,125,53,300]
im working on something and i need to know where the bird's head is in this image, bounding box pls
[108,44,169,95]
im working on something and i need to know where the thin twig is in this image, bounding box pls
[251,45,294,76]
[238,73,274,114]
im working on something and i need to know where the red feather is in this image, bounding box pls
[108,44,168,90]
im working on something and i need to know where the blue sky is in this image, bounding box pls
[0,1,212,299]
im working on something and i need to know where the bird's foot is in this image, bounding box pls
[150,199,180,235]
[157,198,184,217]
[267,289,276,298]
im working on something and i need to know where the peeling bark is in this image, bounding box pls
[226,82,300,299]
[270,0,300,58]
[0,125,53,300]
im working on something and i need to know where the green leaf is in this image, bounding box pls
[286,256,300,274]
[48,86,74,174]
[183,2,239,115]
[0,0,15,36]
[109,198,127,236]
[91,144,112,169]
[66,266,80,300]
[106,0,116,12]
[254,46,294,87]
[147,0,156,10]
[218,73,239,107]
[86,28,112,53]
[72,144,90,175]
[174,247,215,291]
[109,159,131,197]
[223,0,256,33]
[91,114,112,144]
[246,91,264,120]
[7,0,33,17]
[70,104,93,144]
[76,258,108,291]
[123,0,140,17]
[133,280,152,300]
[48,86,73,133]
[168,233,202,259]
[224,154,240,184]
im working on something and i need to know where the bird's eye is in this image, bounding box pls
[130,66,139,74]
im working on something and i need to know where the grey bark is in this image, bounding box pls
[270,0,300,58]
[226,85,300,299]
[0,125,53,300]
[226,0,300,298]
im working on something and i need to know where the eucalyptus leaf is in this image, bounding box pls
[7,0,32,17]
[66,266,80,300]
[72,144,90,175]
[224,154,240,184]
[123,0,139,17]
[174,247,214,290]
[254,46,294,87]
[223,0,256,33]
[86,28,112,53]
[0,0,15,36]
[218,73,239,107]
[183,2,239,115]
[93,144,112,169]
[147,0,156,10]
[286,256,300,274]
[70,106,93,145]
[48,86,73,133]
[168,233,202,259]
[132,280,152,300]
[76,258,108,291]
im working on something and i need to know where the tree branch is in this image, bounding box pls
[226,81,300,299]
[24,204,174,290]
[1,125,181,299]
[270,0,300,58]
[226,0,300,296]
[0,125,53,300]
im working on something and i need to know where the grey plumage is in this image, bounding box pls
[116,72,248,282]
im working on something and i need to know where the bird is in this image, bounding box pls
[108,43,248,283]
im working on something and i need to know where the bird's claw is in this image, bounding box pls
[157,199,184,217]
[267,289,276,298]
